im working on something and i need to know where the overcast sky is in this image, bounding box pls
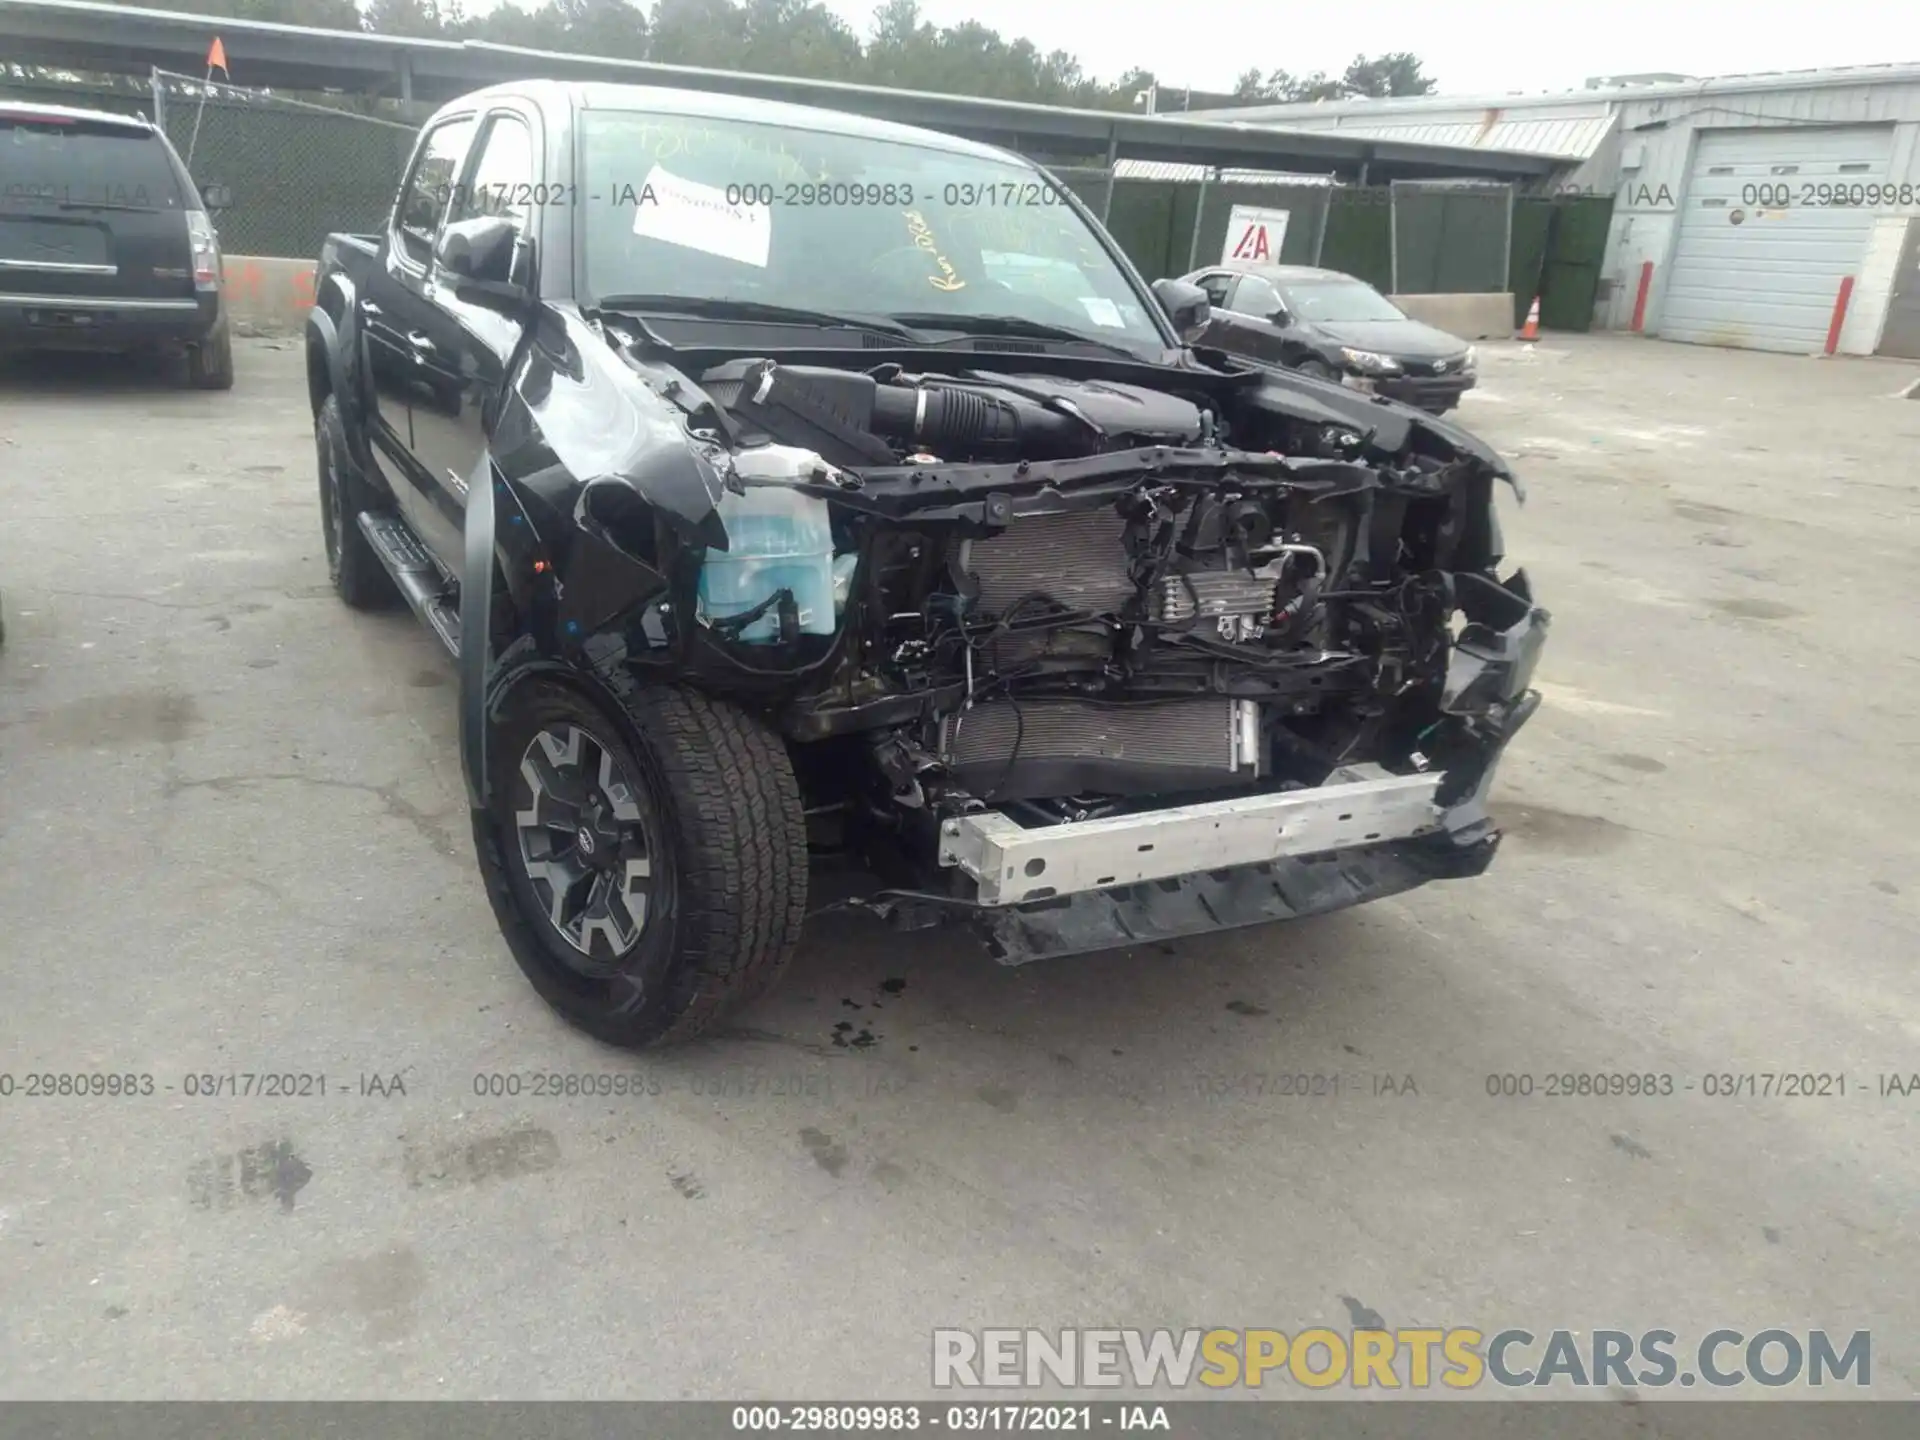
[814,0,1917,97]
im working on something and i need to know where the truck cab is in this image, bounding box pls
[305,81,1547,1051]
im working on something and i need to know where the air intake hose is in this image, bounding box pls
[870,382,1087,459]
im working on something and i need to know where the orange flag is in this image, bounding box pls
[206,36,227,74]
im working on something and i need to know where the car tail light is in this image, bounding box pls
[186,210,221,291]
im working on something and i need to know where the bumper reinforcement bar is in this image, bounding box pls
[937,763,1444,907]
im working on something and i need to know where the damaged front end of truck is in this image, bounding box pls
[459,316,1548,967]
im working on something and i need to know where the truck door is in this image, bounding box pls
[404,106,541,574]
[359,112,476,558]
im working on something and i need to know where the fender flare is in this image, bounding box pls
[304,303,379,480]
[460,456,628,808]
[304,305,349,413]
[308,268,381,476]
[459,451,500,810]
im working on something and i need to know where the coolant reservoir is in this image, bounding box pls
[697,447,837,644]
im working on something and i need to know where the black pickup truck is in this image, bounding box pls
[306,80,1548,1049]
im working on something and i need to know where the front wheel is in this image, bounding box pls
[473,677,809,1048]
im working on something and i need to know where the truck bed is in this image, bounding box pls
[318,232,380,277]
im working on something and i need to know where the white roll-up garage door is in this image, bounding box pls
[1660,126,1893,353]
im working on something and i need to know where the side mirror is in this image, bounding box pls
[1270,304,1292,326]
[1152,277,1211,343]
[199,182,231,212]
[434,215,530,311]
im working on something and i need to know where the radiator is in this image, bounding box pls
[957,508,1134,616]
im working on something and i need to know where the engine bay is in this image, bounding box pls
[588,344,1537,882]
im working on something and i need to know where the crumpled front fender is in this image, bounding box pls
[503,314,730,551]
[1240,363,1526,502]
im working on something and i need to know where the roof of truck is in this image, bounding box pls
[0,100,154,130]
[444,80,1018,163]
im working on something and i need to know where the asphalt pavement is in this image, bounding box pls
[1,335,1917,1399]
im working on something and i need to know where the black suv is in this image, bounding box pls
[1180,263,1476,415]
[0,102,233,388]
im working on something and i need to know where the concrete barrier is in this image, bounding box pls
[1388,293,1514,341]
[222,254,318,336]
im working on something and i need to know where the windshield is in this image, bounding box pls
[1278,278,1407,324]
[0,116,184,211]
[577,110,1166,352]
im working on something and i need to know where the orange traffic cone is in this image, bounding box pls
[1519,295,1541,342]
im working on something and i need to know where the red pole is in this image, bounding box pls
[1629,261,1654,333]
[1825,275,1856,356]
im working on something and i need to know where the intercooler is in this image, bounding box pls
[939,696,1261,800]
[944,507,1266,799]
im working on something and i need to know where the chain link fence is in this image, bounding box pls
[149,68,422,258]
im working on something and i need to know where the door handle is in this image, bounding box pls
[361,300,383,316]
[408,331,435,352]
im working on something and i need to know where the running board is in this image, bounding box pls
[357,511,461,658]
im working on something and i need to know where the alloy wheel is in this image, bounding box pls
[512,723,658,967]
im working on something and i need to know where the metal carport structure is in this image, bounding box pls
[0,0,1566,192]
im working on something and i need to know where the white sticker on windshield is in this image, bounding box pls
[629,163,770,269]
[1079,296,1124,328]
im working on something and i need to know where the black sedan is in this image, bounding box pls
[1178,263,1477,415]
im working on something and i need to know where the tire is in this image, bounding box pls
[1293,358,1338,381]
[315,393,396,609]
[473,676,809,1049]
[186,323,234,390]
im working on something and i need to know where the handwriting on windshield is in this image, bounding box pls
[904,210,967,292]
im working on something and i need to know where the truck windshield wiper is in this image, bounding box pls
[592,294,920,341]
[885,312,1145,358]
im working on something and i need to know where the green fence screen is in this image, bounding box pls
[1509,194,1615,330]
[1391,181,1510,295]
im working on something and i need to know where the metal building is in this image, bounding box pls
[1199,66,1920,358]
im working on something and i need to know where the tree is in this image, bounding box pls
[361,0,463,39]
[742,0,863,82]
[154,0,364,30]
[464,3,562,47]
[1340,51,1436,98]
[647,0,747,70]
[74,1,1436,118]
[862,1,1113,105]
[549,0,650,59]
[1233,52,1439,103]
